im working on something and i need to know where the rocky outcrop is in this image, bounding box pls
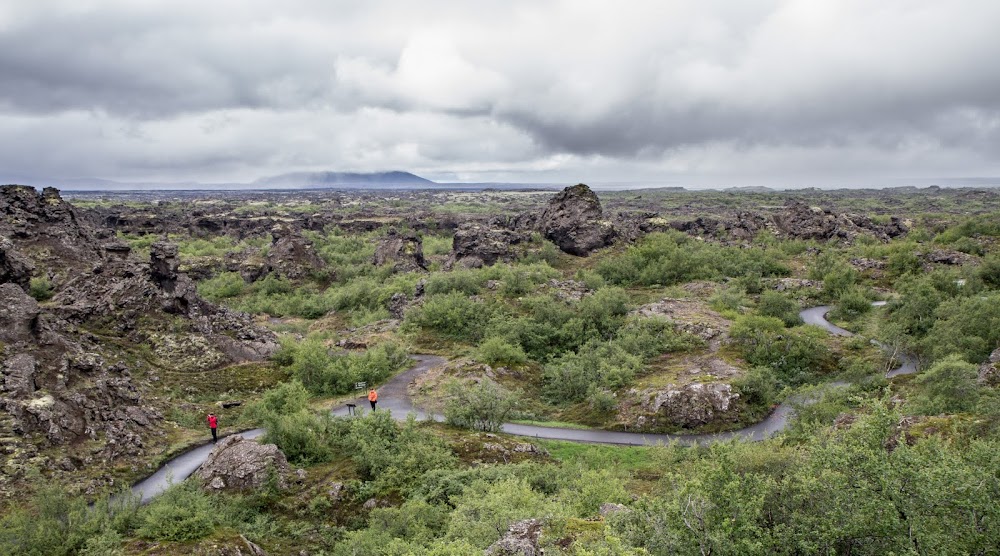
[484,519,543,556]
[197,435,292,492]
[771,201,908,243]
[921,249,977,266]
[644,383,740,428]
[373,229,426,272]
[265,226,326,280]
[670,211,768,242]
[0,281,158,456]
[446,222,532,269]
[0,282,40,344]
[978,348,1000,387]
[0,186,277,467]
[537,184,615,256]
[0,237,34,291]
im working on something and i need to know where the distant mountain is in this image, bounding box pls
[253,171,435,188]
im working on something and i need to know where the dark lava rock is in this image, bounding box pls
[0,185,277,461]
[771,201,908,243]
[922,249,976,266]
[198,435,292,492]
[373,229,426,272]
[0,237,34,291]
[265,226,326,280]
[446,222,532,269]
[537,183,615,256]
[0,282,40,344]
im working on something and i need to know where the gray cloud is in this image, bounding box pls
[1,0,999,186]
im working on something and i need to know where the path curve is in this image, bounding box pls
[131,303,914,502]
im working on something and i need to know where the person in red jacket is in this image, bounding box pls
[207,413,218,443]
[368,389,378,411]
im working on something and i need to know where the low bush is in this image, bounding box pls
[444,379,519,432]
[290,341,410,396]
[137,482,216,542]
[28,276,53,301]
[756,291,802,327]
[477,337,528,366]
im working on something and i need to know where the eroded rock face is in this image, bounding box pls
[0,237,34,291]
[644,383,740,428]
[922,249,977,266]
[373,229,426,272]
[671,211,768,242]
[0,282,40,344]
[978,348,1000,387]
[537,184,615,256]
[447,222,531,269]
[772,201,908,243]
[265,226,326,280]
[484,519,543,556]
[0,186,277,467]
[197,435,291,492]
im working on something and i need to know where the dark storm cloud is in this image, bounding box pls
[1,0,999,185]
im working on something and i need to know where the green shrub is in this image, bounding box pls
[334,412,457,495]
[596,231,788,287]
[709,286,749,313]
[911,354,980,414]
[921,293,1000,364]
[543,340,643,403]
[444,379,519,432]
[196,271,245,300]
[756,291,802,327]
[0,486,139,556]
[446,476,552,548]
[730,315,832,386]
[835,286,872,320]
[137,482,216,542]
[28,276,53,301]
[404,292,492,342]
[731,366,781,409]
[260,409,335,465]
[477,337,528,366]
[290,341,410,396]
[424,269,484,296]
[979,253,1000,289]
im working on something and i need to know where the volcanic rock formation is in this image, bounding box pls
[198,435,292,492]
[373,228,427,272]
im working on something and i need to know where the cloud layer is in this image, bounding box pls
[2,0,999,186]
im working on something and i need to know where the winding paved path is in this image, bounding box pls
[131,303,915,502]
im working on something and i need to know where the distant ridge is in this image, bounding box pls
[253,171,434,188]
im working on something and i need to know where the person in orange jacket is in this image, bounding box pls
[368,388,378,411]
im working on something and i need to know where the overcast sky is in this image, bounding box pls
[1,0,999,188]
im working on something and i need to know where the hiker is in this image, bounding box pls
[207,413,218,443]
[368,388,378,411]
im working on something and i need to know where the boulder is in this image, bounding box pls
[373,229,426,272]
[0,237,34,291]
[197,435,292,492]
[978,347,1000,387]
[265,226,326,280]
[599,503,628,517]
[922,249,976,266]
[537,184,615,256]
[2,354,38,396]
[0,283,40,343]
[484,519,543,556]
[771,201,908,243]
[645,383,740,428]
[149,241,181,290]
[446,223,531,269]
